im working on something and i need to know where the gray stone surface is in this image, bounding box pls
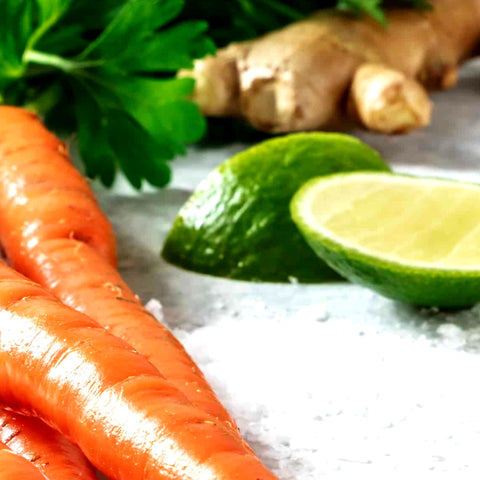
[95,59,480,478]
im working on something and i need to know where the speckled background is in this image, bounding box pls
[95,59,480,478]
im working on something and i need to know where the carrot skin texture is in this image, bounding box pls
[0,410,96,480]
[0,442,47,480]
[0,106,241,435]
[0,107,116,267]
[0,262,278,480]
[25,238,241,432]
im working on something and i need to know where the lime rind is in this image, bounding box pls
[291,172,480,307]
[163,133,389,283]
[295,172,480,271]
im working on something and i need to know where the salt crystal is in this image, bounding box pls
[436,323,466,349]
[146,295,480,479]
[291,304,329,323]
[145,298,164,322]
[213,300,227,310]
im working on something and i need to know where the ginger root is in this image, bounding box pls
[349,63,433,133]
[182,0,480,134]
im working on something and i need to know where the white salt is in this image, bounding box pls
[436,323,467,349]
[160,299,480,479]
[145,298,164,322]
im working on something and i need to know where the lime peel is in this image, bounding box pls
[291,172,480,307]
[162,133,389,283]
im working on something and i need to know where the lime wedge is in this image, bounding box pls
[162,133,389,282]
[291,172,480,307]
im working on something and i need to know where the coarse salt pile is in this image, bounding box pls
[147,298,480,479]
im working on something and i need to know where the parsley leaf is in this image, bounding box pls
[0,0,429,188]
[181,0,430,46]
[337,0,386,24]
[0,0,33,89]
[0,0,215,189]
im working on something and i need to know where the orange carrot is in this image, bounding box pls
[0,261,278,480]
[0,441,47,480]
[0,106,241,436]
[0,108,116,267]
[0,410,96,480]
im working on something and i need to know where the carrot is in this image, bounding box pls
[0,106,241,436]
[0,260,278,480]
[0,108,116,267]
[0,441,47,480]
[0,410,96,480]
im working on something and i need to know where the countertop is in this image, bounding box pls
[96,59,480,478]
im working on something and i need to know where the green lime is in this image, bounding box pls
[162,133,389,282]
[291,172,480,307]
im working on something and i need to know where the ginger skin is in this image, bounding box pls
[350,63,433,133]
[183,0,480,134]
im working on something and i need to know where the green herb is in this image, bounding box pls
[0,0,215,188]
[341,0,430,25]
[0,0,428,189]
[180,0,430,46]
[337,0,388,24]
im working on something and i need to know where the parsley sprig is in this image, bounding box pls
[1,0,428,188]
[0,0,214,188]
[180,0,430,47]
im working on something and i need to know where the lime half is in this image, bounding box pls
[162,133,389,282]
[291,172,480,307]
